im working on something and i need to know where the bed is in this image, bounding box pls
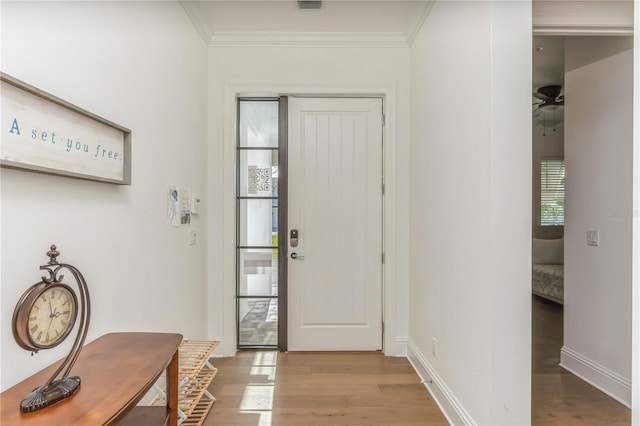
[532,236,564,304]
[532,263,564,304]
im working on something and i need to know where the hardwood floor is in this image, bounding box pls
[204,351,448,425]
[531,295,631,425]
[203,297,630,425]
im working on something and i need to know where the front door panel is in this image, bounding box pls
[288,97,383,351]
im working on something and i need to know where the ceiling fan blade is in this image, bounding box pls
[537,85,562,100]
[533,92,550,100]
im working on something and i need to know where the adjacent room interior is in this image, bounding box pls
[531,34,633,425]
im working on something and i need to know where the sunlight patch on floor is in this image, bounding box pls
[249,366,277,382]
[239,351,278,425]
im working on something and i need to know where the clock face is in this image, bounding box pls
[27,285,76,348]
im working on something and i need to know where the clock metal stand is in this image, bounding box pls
[15,245,91,413]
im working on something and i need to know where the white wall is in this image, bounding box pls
[562,36,634,405]
[0,1,208,390]
[206,45,411,356]
[408,1,531,424]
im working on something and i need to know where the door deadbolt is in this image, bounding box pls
[290,229,299,247]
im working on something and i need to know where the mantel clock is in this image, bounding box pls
[11,245,91,413]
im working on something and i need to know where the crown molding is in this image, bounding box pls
[405,0,435,46]
[180,1,417,48]
[207,32,409,48]
[181,1,214,44]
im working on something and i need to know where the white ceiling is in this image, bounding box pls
[181,1,566,101]
[533,36,564,90]
[180,1,434,46]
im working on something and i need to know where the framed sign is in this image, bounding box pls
[1,72,131,185]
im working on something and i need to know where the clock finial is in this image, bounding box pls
[47,245,60,265]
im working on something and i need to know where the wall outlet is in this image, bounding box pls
[432,338,438,357]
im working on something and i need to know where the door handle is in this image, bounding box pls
[290,252,305,260]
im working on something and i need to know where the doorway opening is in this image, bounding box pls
[530,35,633,424]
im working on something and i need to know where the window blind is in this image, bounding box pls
[540,159,565,226]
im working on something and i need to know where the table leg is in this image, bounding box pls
[166,349,179,425]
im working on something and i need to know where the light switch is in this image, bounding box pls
[189,230,197,246]
[587,230,599,246]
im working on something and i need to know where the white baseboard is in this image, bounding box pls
[207,337,229,357]
[392,336,408,356]
[560,346,631,408]
[407,339,475,425]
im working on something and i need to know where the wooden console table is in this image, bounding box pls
[1,332,182,425]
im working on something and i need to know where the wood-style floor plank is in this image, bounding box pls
[205,351,448,425]
[203,298,631,425]
[531,295,630,425]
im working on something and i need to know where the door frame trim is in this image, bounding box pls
[216,83,402,357]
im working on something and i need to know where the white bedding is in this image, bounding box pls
[532,263,564,304]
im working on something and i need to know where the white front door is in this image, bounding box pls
[287,97,383,351]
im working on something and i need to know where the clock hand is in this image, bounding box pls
[46,314,54,336]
